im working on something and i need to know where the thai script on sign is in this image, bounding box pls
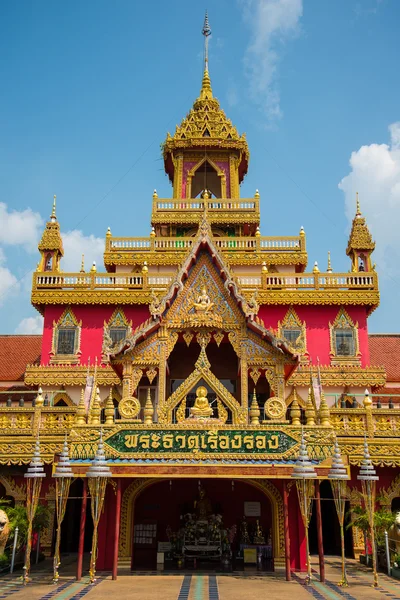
[105,429,297,455]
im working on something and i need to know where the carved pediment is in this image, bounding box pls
[166,253,243,329]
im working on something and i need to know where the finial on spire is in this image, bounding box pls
[327,251,332,273]
[356,192,361,217]
[202,11,211,73]
[51,195,57,222]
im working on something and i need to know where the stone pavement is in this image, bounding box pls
[1,557,400,600]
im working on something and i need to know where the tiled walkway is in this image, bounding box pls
[2,557,400,600]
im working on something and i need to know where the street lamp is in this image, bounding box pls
[357,438,379,588]
[23,437,46,584]
[53,436,74,584]
[86,430,111,583]
[328,439,350,586]
[291,430,317,585]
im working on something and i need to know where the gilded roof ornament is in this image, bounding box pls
[163,14,249,169]
[38,196,64,256]
[346,193,375,254]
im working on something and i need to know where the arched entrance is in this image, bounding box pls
[119,478,284,571]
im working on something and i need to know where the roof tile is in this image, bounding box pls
[369,334,400,382]
[0,335,42,381]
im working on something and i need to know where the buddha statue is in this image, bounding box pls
[253,520,265,544]
[240,517,250,544]
[193,286,214,313]
[190,386,213,419]
[195,488,213,519]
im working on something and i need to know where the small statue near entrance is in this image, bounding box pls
[253,519,265,544]
[240,517,251,544]
[190,386,213,419]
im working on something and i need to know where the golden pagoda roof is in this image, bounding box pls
[163,68,249,163]
[346,196,375,255]
[38,197,64,256]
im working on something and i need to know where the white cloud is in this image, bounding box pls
[240,0,303,125]
[0,248,19,305]
[0,203,43,252]
[15,315,44,334]
[339,122,400,275]
[61,230,105,272]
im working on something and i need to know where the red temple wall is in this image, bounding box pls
[40,303,371,368]
[40,305,150,365]
[258,305,370,367]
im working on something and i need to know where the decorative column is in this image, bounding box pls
[86,431,112,583]
[112,479,122,580]
[53,437,74,583]
[328,439,350,586]
[291,431,317,585]
[23,438,46,585]
[76,479,87,581]
[358,439,379,588]
[283,483,291,581]
[314,480,325,582]
[157,334,167,411]
[240,340,248,415]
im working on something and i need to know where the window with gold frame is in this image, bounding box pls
[50,308,82,364]
[102,308,132,362]
[329,308,360,365]
[277,307,307,357]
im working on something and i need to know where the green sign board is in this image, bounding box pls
[104,429,297,455]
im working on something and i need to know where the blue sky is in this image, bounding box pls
[0,0,399,334]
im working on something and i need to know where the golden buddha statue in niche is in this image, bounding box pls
[190,385,213,419]
[193,286,214,313]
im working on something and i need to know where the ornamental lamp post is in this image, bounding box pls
[23,437,46,585]
[357,438,379,588]
[328,439,350,586]
[291,430,317,585]
[86,430,111,583]
[52,436,74,584]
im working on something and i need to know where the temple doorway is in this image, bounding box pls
[309,480,353,558]
[131,478,274,571]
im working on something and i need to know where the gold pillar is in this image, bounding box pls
[157,333,167,415]
[122,361,132,400]
[240,353,249,417]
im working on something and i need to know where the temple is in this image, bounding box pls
[1,15,399,581]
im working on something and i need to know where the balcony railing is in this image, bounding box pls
[238,272,377,290]
[33,269,377,294]
[106,234,305,253]
[152,198,260,213]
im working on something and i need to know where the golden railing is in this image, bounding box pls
[0,405,77,431]
[152,198,260,214]
[238,272,378,290]
[32,269,378,293]
[105,234,305,253]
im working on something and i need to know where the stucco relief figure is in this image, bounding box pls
[190,386,213,419]
[0,509,10,555]
[193,286,214,313]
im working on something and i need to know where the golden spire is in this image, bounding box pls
[346,192,375,256]
[80,254,85,273]
[51,195,57,222]
[327,251,332,273]
[356,191,361,217]
[38,195,64,266]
